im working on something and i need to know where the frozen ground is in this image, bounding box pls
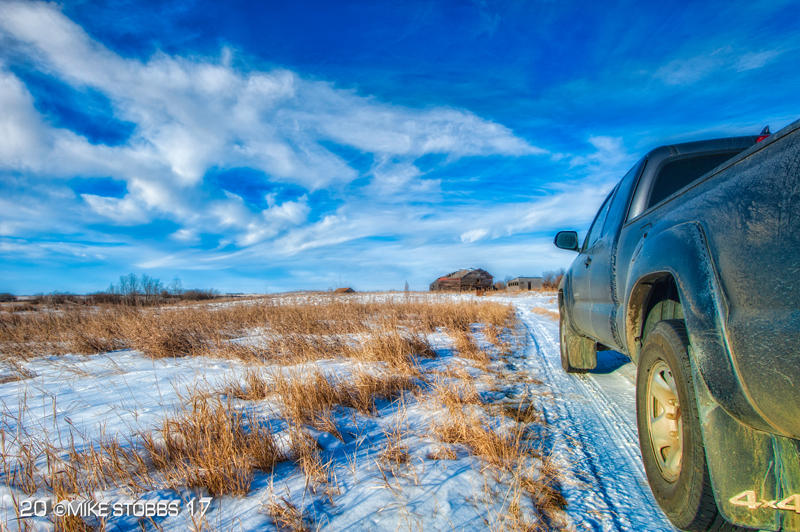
[0,292,676,531]
[504,294,676,532]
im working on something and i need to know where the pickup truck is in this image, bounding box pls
[554,120,800,532]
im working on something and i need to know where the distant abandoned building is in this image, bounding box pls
[507,277,542,292]
[429,269,494,292]
[334,287,355,294]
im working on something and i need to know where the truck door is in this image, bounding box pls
[587,215,622,349]
[588,158,647,349]
[569,187,616,339]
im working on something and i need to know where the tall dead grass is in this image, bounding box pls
[1,425,157,532]
[530,308,559,322]
[221,365,418,496]
[229,366,418,430]
[452,330,491,366]
[142,396,282,496]
[0,297,515,362]
[426,382,566,530]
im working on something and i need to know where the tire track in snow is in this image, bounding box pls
[513,300,677,532]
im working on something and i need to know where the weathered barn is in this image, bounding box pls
[507,277,543,292]
[334,287,355,294]
[429,269,494,292]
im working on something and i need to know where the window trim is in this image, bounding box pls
[582,186,618,252]
[625,147,745,225]
[645,150,743,211]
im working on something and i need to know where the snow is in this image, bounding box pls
[507,294,677,532]
[0,292,676,531]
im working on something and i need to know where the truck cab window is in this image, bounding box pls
[583,187,616,251]
[647,151,744,209]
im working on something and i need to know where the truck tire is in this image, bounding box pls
[636,320,744,532]
[558,296,595,373]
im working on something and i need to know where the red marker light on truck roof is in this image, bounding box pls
[756,126,771,142]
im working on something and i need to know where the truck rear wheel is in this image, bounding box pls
[636,320,743,531]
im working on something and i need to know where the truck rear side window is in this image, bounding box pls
[583,186,617,251]
[647,151,743,209]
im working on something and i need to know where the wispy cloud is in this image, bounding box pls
[653,45,784,86]
[0,0,546,263]
[569,136,628,168]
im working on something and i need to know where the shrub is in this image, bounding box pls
[541,268,565,290]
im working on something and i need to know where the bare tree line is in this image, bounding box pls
[0,275,219,309]
[541,268,566,290]
[101,273,218,306]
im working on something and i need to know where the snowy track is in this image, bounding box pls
[509,296,678,532]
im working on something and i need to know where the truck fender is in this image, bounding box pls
[627,222,800,531]
[624,221,769,433]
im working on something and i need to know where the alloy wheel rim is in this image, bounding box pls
[646,360,683,482]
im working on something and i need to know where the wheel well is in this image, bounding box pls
[627,274,684,363]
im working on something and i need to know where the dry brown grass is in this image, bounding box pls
[2,430,154,498]
[378,406,412,472]
[1,423,159,532]
[0,296,515,365]
[341,330,435,375]
[427,446,457,460]
[530,308,559,322]
[452,330,491,366]
[425,374,565,530]
[265,492,315,531]
[120,311,212,358]
[425,364,474,381]
[0,359,36,384]
[379,435,410,468]
[224,364,419,484]
[266,367,418,424]
[501,402,541,424]
[430,410,527,470]
[0,360,420,522]
[427,376,484,406]
[430,409,565,529]
[229,368,272,401]
[287,426,333,493]
[482,324,503,346]
[142,396,283,496]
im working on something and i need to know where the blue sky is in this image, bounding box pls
[0,0,798,294]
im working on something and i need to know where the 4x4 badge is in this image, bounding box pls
[730,491,800,513]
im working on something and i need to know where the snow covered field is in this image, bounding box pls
[0,292,675,531]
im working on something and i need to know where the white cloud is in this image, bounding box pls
[0,70,49,167]
[570,136,627,168]
[654,49,729,86]
[171,229,199,242]
[736,49,783,71]
[367,160,442,199]
[262,195,310,226]
[81,194,150,225]
[0,0,544,257]
[654,46,784,86]
[460,228,489,243]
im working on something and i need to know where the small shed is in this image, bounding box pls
[334,287,355,294]
[429,269,494,292]
[507,277,542,292]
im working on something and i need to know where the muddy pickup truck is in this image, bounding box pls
[554,120,800,532]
